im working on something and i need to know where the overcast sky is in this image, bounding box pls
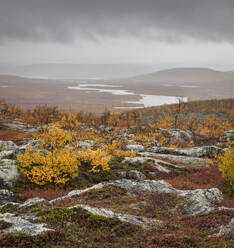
[0,0,234,70]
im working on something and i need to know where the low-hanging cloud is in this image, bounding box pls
[0,0,234,44]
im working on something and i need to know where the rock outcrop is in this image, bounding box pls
[147,146,223,158]
[0,213,52,236]
[0,165,19,189]
[50,179,223,215]
[69,204,161,229]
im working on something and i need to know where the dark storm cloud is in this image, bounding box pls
[0,0,234,43]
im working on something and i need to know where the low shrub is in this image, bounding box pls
[217,143,234,191]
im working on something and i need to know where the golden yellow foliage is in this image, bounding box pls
[77,147,111,173]
[17,128,111,185]
[34,128,73,149]
[17,147,80,185]
[217,142,234,189]
[53,113,80,130]
[198,116,232,140]
[106,143,136,158]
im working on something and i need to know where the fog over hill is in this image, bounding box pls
[126,68,234,84]
[0,64,157,80]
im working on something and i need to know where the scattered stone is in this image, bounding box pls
[0,213,52,236]
[0,165,19,189]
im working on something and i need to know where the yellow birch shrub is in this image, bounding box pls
[53,113,80,130]
[17,129,80,185]
[106,143,136,158]
[77,147,111,173]
[217,142,234,190]
[17,128,112,185]
[18,147,80,185]
[199,116,232,140]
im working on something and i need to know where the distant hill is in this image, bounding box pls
[227,71,234,76]
[0,64,157,79]
[126,68,234,84]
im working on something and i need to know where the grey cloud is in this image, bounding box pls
[0,0,234,43]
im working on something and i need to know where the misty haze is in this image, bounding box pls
[0,1,233,248]
[0,1,233,111]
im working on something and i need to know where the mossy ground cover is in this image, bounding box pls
[0,203,233,248]
[0,207,148,248]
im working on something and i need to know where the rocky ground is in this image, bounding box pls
[0,119,233,248]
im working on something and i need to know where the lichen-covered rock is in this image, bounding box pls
[178,188,223,215]
[147,146,223,158]
[0,141,18,151]
[0,151,16,160]
[19,198,49,209]
[110,179,177,194]
[0,189,16,205]
[124,144,144,152]
[69,204,161,229]
[0,159,17,167]
[139,152,208,166]
[19,140,39,153]
[157,128,193,146]
[78,140,95,148]
[124,156,171,173]
[51,179,223,215]
[0,165,19,189]
[0,213,52,236]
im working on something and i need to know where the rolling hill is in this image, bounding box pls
[126,68,234,84]
[0,64,157,80]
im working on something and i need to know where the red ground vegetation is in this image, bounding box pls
[0,129,32,144]
[16,185,72,201]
